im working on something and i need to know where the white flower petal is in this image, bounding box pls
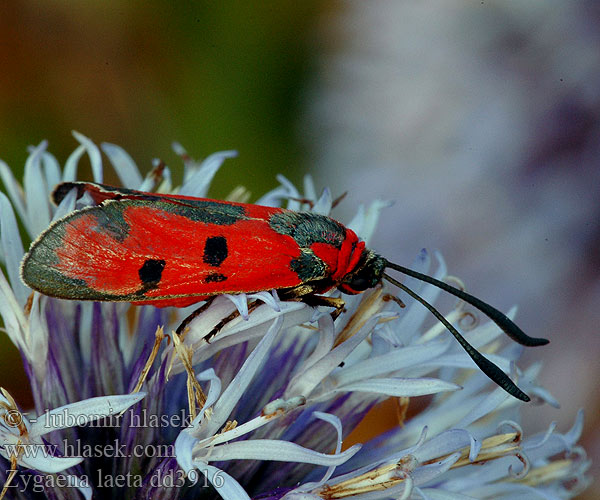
[285,314,385,400]
[201,398,304,448]
[248,290,281,312]
[523,382,559,408]
[214,300,303,341]
[140,157,173,192]
[440,455,524,491]
[431,250,449,275]
[284,493,320,500]
[417,488,476,500]
[335,377,460,398]
[275,174,302,210]
[259,180,299,207]
[297,315,335,373]
[295,412,344,491]
[205,414,274,446]
[0,270,29,352]
[72,131,103,182]
[0,159,26,221]
[525,435,571,464]
[412,429,479,463]
[30,392,146,437]
[302,174,317,203]
[346,204,365,236]
[62,144,86,182]
[52,186,78,220]
[262,396,306,416]
[254,184,290,207]
[392,253,446,345]
[26,294,48,371]
[179,150,238,197]
[0,192,28,305]
[205,316,283,435]
[347,199,392,244]
[524,413,585,463]
[411,452,461,485]
[18,454,84,474]
[175,430,199,474]
[333,340,450,387]
[101,142,143,188]
[564,408,585,444]
[456,387,511,428]
[204,439,360,466]
[312,187,332,215]
[174,295,241,344]
[225,293,249,320]
[354,482,413,500]
[171,142,186,155]
[199,464,251,500]
[189,368,223,426]
[24,140,52,236]
[40,150,62,190]
[525,421,557,451]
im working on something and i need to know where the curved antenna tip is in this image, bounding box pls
[383,260,550,347]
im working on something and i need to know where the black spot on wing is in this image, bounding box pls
[138,259,166,288]
[205,273,227,283]
[269,211,346,248]
[203,236,228,267]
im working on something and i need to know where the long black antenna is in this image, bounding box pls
[383,272,531,401]
[384,261,549,347]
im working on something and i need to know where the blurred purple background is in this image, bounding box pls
[303,3,599,493]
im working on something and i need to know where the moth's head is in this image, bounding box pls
[338,250,386,295]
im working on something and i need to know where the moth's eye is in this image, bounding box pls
[348,276,371,292]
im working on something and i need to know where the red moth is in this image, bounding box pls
[20,182,548,401]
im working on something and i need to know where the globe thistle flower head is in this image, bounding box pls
[0,132,590,499]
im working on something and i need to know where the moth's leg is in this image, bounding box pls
[176,297,262,341]
[279,284,345,321]
[176,297,216,336]
[301,294,346,321]
[204,299,261,342]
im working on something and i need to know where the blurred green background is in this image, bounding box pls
[1,3,598,496]
[1,1,322,192]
